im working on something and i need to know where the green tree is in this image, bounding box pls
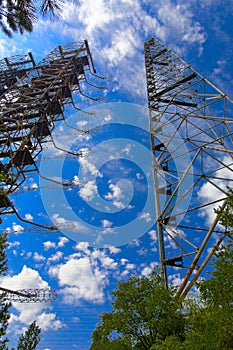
[0,0,74,38]
[91,193,233,350]
[0,234,41,349]
[17,321,40,350]
[215,188,233,229]
[0,233,11,350]
[90,272,185,350]
[183,241,233,350]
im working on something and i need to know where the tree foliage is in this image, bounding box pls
[17,321,40,350]
[91,196,233,350]
[90,272,185,350]
[215,188,233,229]
[0,233,10,350]
[0,234,8,276]
[184,240,233,350]
[0,234,41,349]
[0,0,73,37]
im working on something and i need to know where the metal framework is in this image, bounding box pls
[0,286,57,302]
[0,52,36,96]
[0,40,103,229]
[144,37,233,297]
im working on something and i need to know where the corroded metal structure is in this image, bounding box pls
[0,40,103,229]
[0,52,36,96]
[144,37,233,297]
[0,286,57,303]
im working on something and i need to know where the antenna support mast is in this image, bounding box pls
[144,37,233,297]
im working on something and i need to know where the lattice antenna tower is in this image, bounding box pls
[0,40,104,230]
[0,286,57,303]
[144,37,233,297]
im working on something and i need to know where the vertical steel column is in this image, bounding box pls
[144,41,168,285]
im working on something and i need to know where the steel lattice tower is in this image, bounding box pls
[144,37,233,297]
[0,40,103,230]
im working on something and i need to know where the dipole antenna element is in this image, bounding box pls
[0,286,58,303]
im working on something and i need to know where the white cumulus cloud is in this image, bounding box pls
[49,257,107,303]
[79,180,98,201]
[140,212,152,223]
[43,241,57,250]
[0,266,62,331]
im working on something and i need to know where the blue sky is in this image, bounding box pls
[0,0,233,349]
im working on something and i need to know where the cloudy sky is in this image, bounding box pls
[0,0,233,349]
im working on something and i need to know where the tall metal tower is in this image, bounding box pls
[144,37,233,297]
[0,40,103,229]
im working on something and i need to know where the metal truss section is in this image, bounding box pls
[0,286,57,303]
[0,52,35,96]
[144,37,233,297]
[0,40,104,228]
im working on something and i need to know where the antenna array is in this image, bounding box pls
[0,40,104,229]
[0,286,57,303]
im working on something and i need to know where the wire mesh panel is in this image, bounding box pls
[0,52,35,96]
[0,287,58,303]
